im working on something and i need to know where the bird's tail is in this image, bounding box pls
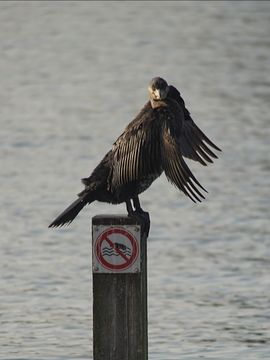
[48,192,94,228]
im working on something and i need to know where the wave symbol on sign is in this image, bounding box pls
[102,242,132,257]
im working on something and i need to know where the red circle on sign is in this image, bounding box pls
[95,227,138,271]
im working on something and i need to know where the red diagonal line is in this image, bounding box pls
[104,235,130,263]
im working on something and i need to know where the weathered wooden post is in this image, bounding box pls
[92,214,150,360]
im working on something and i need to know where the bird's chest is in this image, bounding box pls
[136,173,160,194]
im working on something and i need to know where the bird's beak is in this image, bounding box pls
[153,89,162,100]
[153,88,168,100]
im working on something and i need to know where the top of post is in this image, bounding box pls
[92,214,141,225]
[92,214,150,237]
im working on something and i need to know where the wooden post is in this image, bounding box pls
[92,214,149,360]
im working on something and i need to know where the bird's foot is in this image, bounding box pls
[126,198,150,236]
[128,210,150,237]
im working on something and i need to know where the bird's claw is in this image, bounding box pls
[128,211,150,237]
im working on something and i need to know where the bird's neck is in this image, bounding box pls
[150,99,168,109]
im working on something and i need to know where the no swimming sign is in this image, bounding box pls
[92,225,141,273]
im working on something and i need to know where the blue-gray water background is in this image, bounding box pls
[1,2,270,359]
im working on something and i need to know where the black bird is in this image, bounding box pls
[49,77,221,228]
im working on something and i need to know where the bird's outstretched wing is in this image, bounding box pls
[168,85,221,166]
[161,118,207,203]
[110,109,162,189]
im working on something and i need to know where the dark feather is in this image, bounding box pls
[167,85,221,163]
[48,192,95,228]
[161,124,206,203]
[49,198,86,228]
[110,110,162,189]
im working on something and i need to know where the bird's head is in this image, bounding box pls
[148,77,169,101]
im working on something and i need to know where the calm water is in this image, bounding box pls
[1,2,270,359]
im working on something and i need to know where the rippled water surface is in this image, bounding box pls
[1,2,270,359]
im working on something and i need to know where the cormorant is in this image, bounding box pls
[49,77,221,228]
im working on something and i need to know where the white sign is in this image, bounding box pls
[92,225,141,273]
